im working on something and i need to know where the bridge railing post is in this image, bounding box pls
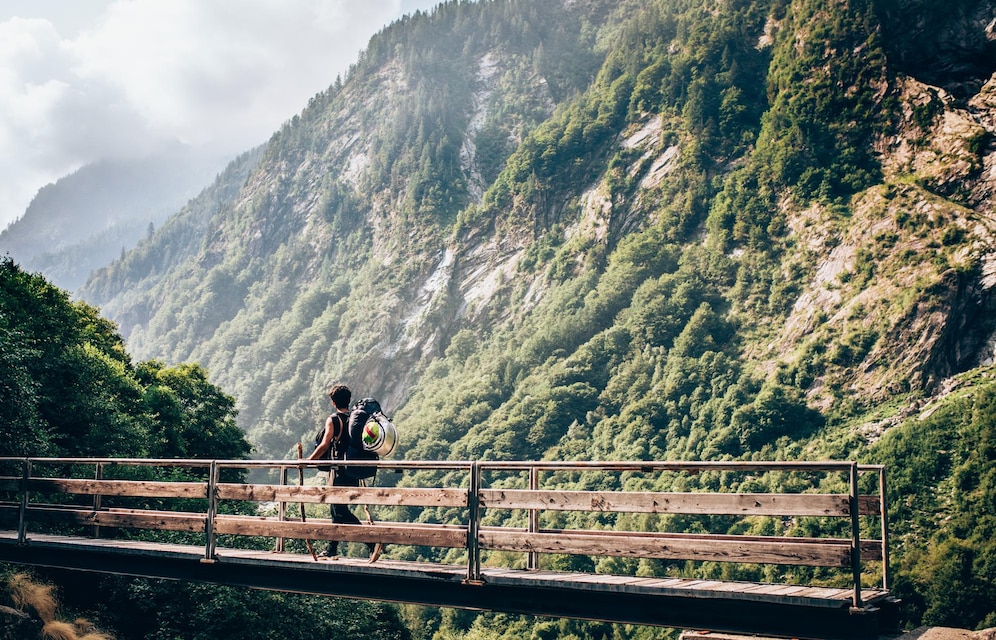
[527,466,538,571]
[275,464,289,553]
[878,465,889,590]
[92,462,103,539]
[204,460,219,561]
[849,461,863,609]
[17,458,30,544]
[466,460,482,584]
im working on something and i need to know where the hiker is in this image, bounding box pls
[307,383,380,560]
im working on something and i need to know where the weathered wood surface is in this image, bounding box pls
[481,526,884,562]
[27,478,208,499]
[0,530,899,639]
[2,458,888,604]
[213,515,468,547]
[479,489,855,516]
[14,503,882,564]
[479,527,854,566]
[11,479,881,516]
[5,483,887,565]
[216,483,468,507]
[0,457,893,637]
[857,495,881,515]
[25,506,206,532]
[0,530,892,608]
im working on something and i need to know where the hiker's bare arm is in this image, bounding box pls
[307,415,336,460]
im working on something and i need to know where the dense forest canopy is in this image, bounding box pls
[0,256,411,639]
[4,0,996,636]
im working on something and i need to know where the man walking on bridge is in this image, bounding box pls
[308,383,380,561]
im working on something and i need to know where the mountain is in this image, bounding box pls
[80,0,996,459]
[0,145,233,293]
[77,0,996,631]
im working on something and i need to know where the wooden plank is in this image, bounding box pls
[28,478,207,499]
[0,503,17,526]
[673,580,725,590]
[857,495,881,515]
[217,483,467,508]
[792,587,850,599]
[212,515,467,548]
[25,506,206,532]
[479,490,852,517]
[479,529,852,567]
[483,525,872,551]
[712,581,760,593]
[657,578,694,588]
[552,527,882,562]
[860,539,883,561]
[747,584,793,595]
[767,585,811,596]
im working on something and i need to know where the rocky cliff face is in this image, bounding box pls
[877,0,996,97]
[737,51,996,425]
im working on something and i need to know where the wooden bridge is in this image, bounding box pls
[0,457,898,639]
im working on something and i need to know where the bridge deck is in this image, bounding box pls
[0,459,897,639]
[0,531,895,639]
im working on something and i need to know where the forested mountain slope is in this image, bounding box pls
[75,0,996,631]
[82,0,996,462]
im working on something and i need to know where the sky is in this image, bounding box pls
[0,0,441,231]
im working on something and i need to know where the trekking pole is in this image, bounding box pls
[360,478,383,563]
[296,443,318,561]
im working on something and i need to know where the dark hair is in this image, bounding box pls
[328,384,351,410]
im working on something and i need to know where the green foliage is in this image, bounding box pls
[0,256,251,461]
[757,0,886,200]
[0,317,47,457]
[870,376,996,630]
[478,72,632,232]
[137,360,250,460]
[0,259,410,639]
[2,257,134,457]
[731,382,825,449]
[40,574,410,640]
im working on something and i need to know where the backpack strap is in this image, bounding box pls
[329,411,347,459]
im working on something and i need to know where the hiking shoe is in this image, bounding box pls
[319,544,338,559]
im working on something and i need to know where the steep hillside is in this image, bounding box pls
[82,0,618,455]
[1,146,231,293]
[80,0,996,462]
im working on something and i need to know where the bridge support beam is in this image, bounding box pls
[0,536,897,640]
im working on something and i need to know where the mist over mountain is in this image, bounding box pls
[0,145,233,293]
[66,0,996,631]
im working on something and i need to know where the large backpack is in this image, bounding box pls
[341,398,382,480]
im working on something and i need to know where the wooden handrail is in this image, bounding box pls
[479,489,854,516]
[216,483,468,507]
[0,457,888,599]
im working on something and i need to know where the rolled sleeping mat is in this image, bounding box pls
[361,412,398,457]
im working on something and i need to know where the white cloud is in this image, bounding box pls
[0,0,439,231]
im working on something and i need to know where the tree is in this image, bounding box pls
[0,257,251,461]
[731,382,824,450]
[137,360,251,460]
